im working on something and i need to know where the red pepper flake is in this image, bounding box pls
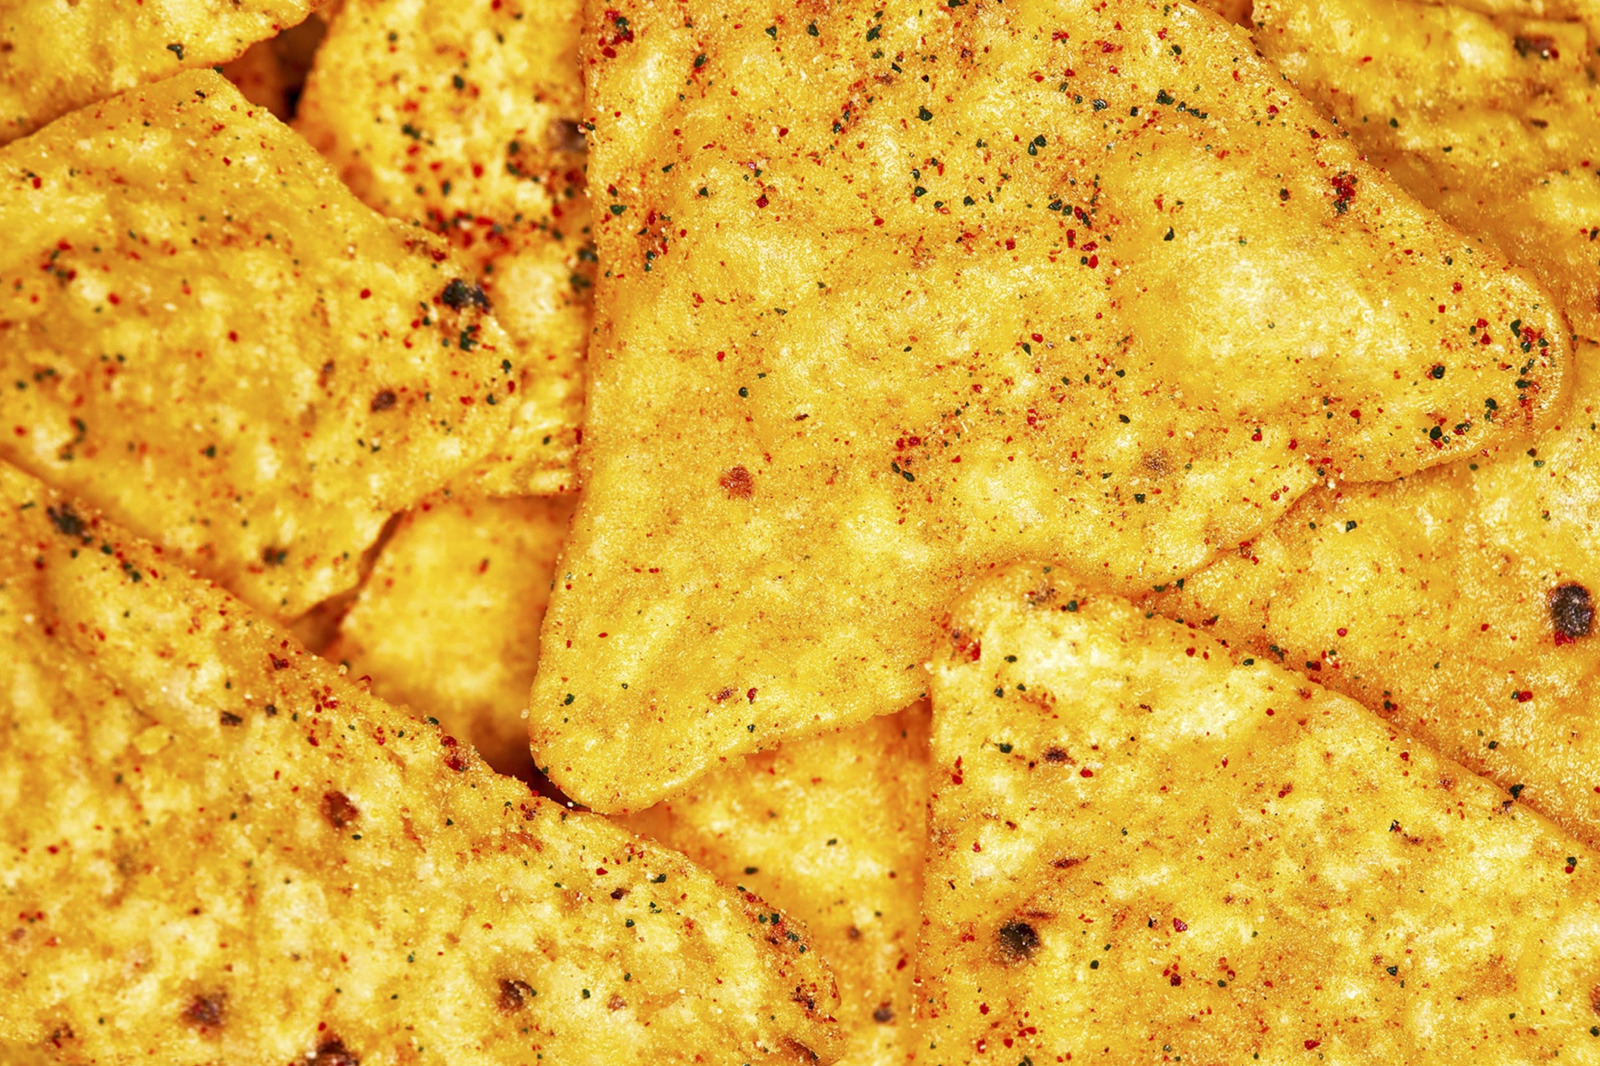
[1173,918,1187,931]
[269,655,289,670]
[1329,172,1357,215]
[1515,690,1534,702]
[1305,1039,1322,1050]
[746,687,758,703]
[1079,767,1094,778]
[359,289,372,299]
[755,194,770,208]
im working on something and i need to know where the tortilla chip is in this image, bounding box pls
[328,494,575,778]
[1252,0,1600,340]
[531,0,1571,811]
[0,461,846,1065]
[297,0,591,496]
[1148,339,1600,848]
[0,0,322,145]
[626,705,930,1066]
[921,563,1600,1062]
[0,71,520,622]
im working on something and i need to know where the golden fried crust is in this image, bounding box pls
[298,0,592,495]
[328,494,576,778]
[922,564,1600,1064]
[532,0,1571,811]
[1253,0,1600,340]
[0,461,845,1066]
[0,72,519,622]
[0,0,324,144]
[1151,339,1600,848]
[626,706,931,1066]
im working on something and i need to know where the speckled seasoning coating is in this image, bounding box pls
[298,0,592,496]
[0,0,326,144]
[627,705,931,1066]
[0,72,520,622]
[530,0,1571,812]
[1151,340,1600,849]
[1252,0,1600,340]
[922,563,1600,1064]
[0,461,844,1065]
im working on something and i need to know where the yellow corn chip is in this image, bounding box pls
[1150,339,1600,846]
[0,461,845,1065]
[298,0,590,495]
[532,0,1571,811]
[0,72,520,622]
[0,0,323,144]
[626,706,930,1066]
[1253,0,1600,339]
[922,563,1600,1063]
[328,494,575,778]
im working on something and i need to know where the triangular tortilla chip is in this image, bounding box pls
[1151,339,1600,846]
[921,563,1600,1062]
[0,1,325,145]
[532,0,1571,811]
[0,461,845,1065]
[626,705,931,1066]
[297,0,590,495]
[0,72,520,622]
[328,493,575,778]
[1253,0,1600,340]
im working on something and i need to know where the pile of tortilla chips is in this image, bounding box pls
[3,0,1600,1062]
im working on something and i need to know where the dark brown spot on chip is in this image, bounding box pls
[261,546,288,567]
[1052,856,1084,868]
[873,1003,895,1023]
[321,790,359,829]
[47,503,84,537]
[607,992,627,1011]
[996,920,1040,962]
[441,277,491,312]
[1550,583,1593,640]
[847,925,862,940]
[610,886,629,900]
[792,986,817,1012]
[1514,33,1559,59]
[1143,449,1169,474]
[499,978,535,1011]
[1043,747,1072,764]
[182,993,224,1028]
[307,1037,359,1066]
[218,711,242,727]
[720,465,754,498]
[370,389,397,412]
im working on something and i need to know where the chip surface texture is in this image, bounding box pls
[298,0,592,495]
[534,0,1571,811]
[0,72,519,621]
[921,564,1600,1063]
[0,462,845,1065]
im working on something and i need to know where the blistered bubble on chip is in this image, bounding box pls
[531,0,1570,811]
[922,563,1600,1063]
[1151,339,1600,847]
[0,462,846,1065]
[0,72,519,622]
[1253,0,1600,339]
[297,0,590,495]
[626,705,930,1066]
[0,0,323,144]
[328,494,575,778]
